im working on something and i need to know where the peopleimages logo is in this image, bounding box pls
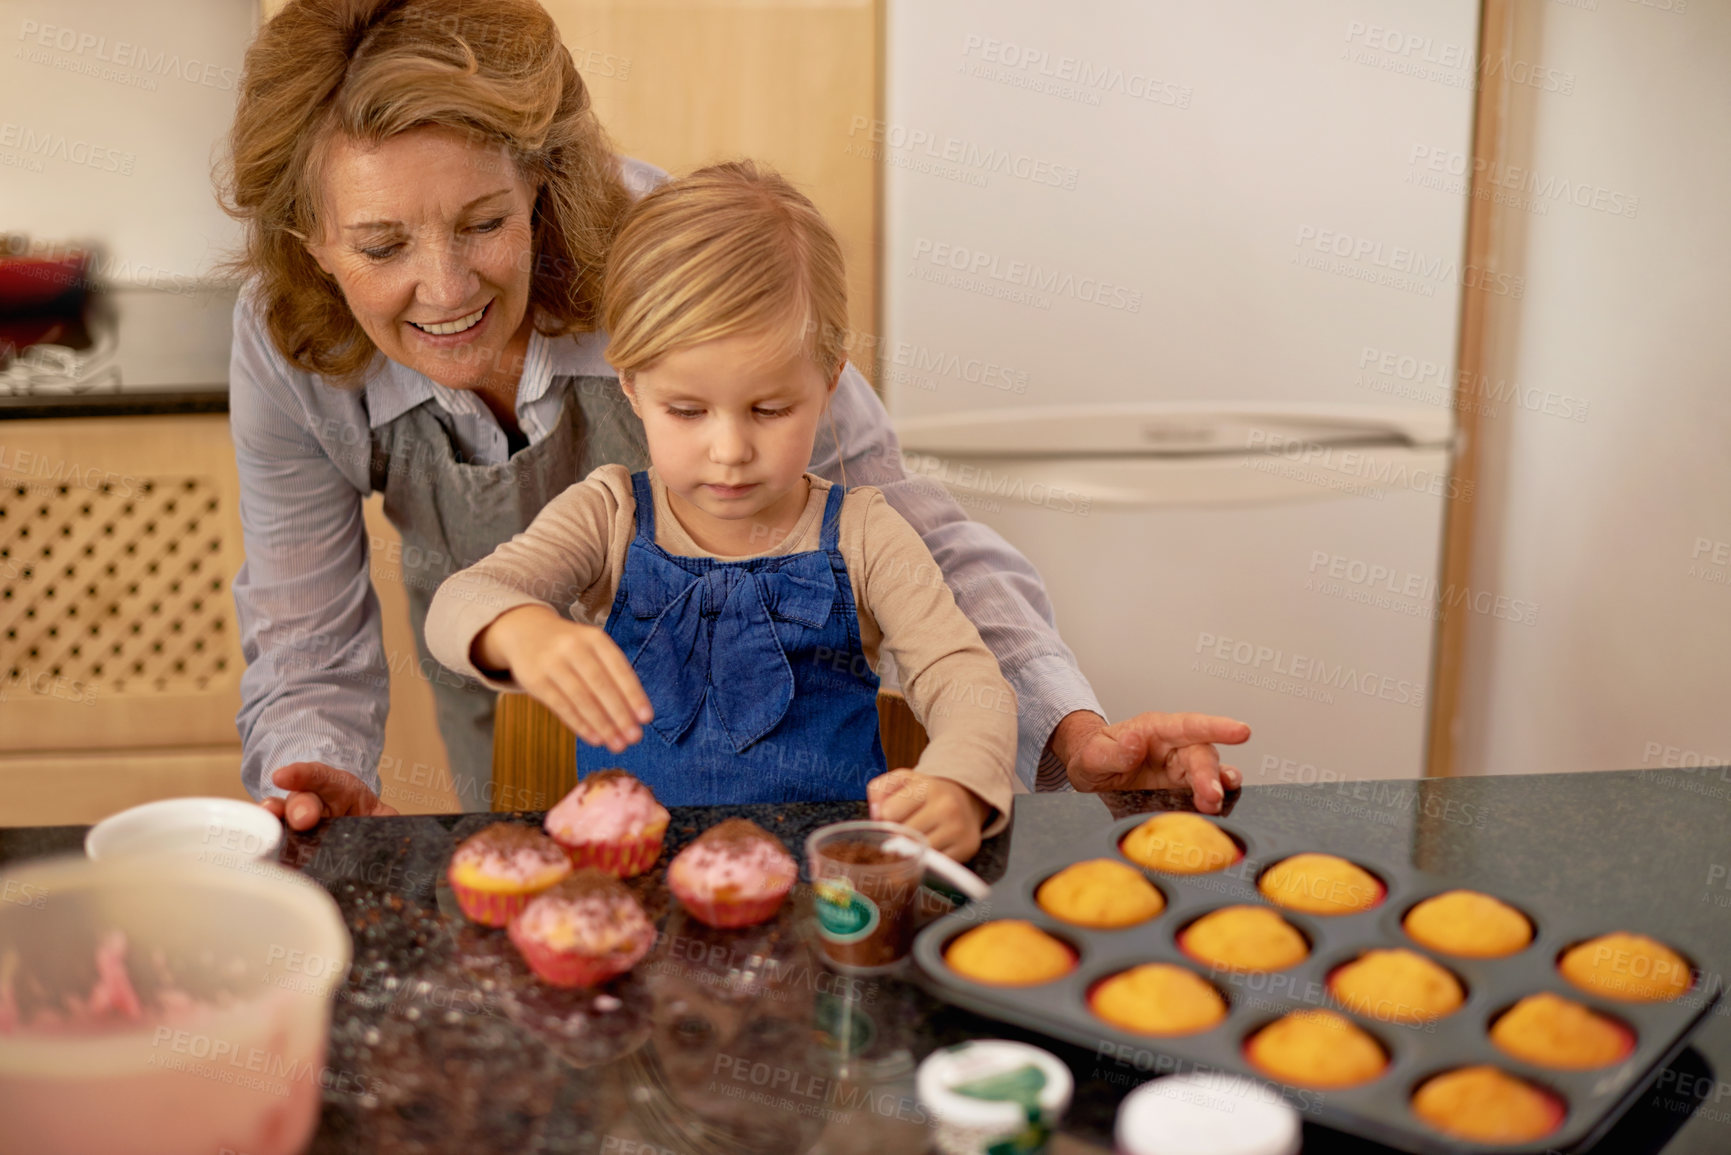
[846,116,1079,190]
[910,238,1143,313]
[1355,347,1590,424]
[16,20,238,91]
[1407,145,1639,220]
[1194,631,1426,709]
[0,122,134,175]
[1305,550,1540,628]
[1340,21,1575,95]
[1293,225,1526,299]
[958,34,1194,109]
[1245,428,1473,501]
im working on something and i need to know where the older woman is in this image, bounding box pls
[221,0,1248,831]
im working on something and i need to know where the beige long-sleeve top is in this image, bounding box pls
[426,465,1020,833]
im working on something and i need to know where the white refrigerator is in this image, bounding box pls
[882,0,1479,784]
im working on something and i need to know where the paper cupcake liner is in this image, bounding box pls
[671,879,793,929]
[507,919,648,988]
[448,876,535,928]
[557,831,665,879]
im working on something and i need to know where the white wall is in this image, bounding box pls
[0,0,255,283]
[1454,0,1731,775]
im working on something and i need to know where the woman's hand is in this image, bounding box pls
[262,762,400,831]
[868,770,990,863]
[479,605,654,753]
[1052,710,1250,811]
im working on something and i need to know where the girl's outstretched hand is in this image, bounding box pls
[867,769,990,863]
[476,605,654,753]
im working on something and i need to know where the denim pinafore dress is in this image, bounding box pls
[576,471,887,804]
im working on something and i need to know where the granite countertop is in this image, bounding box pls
[3,769,1729,1155]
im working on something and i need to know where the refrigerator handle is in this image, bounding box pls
[893,403,1454,458]
[900,445,1457,512]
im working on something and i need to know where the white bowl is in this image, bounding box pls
[85,796,283,865]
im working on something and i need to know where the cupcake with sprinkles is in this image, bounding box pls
[667,818,798,928]
[508,868,657,987]
[446,822,572,927]
[543,769,671,878]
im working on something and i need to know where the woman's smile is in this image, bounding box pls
[408,301,490,336]
[406,299,493,344]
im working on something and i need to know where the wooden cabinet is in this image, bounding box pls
[1,415,246,751]
[544,0,881,373]
[0,413,456,824]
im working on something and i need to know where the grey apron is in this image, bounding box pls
[368,375,648,811]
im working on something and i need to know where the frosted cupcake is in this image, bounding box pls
[667,819,798,928]
[543,769,671,878]
[507,869,657,988]
[446,822,572,927]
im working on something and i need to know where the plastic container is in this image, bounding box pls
[1116,1072,1301,1155]
[0,854,350,1155]
[917,1039,1073,1155]
[807,820,929,973]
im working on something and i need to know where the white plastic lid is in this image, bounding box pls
[917,1039,1074,1131]
[1116,1073,1302,1155]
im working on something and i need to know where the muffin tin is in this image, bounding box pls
[911,812,1720,1155]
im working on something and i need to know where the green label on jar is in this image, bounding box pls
[814,878,880,943]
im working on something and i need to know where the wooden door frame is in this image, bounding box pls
[1426,0,1512,777]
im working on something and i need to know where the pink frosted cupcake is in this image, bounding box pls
[508,869,657,988]
[543,769,671,878]
[446,822,572,927]
[667,819,798,928]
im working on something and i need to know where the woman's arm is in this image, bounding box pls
[228,295,393,812]
[812,363,1101,791]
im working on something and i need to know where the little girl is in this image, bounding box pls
[427,161,1017,859]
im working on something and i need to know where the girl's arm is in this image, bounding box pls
[424,465,650,752]
[425,465,625,684]
[854,491,1020,837]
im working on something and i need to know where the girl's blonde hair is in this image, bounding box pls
[601,161,848,384]
[217,0,631,384]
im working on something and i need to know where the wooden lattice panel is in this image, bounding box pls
[1,476,232,695]
[0,414,247,752]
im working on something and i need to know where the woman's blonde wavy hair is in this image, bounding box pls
[216,0,631,384]
[600,161,848,386]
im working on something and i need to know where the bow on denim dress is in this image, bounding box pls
[574,471,888,804]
